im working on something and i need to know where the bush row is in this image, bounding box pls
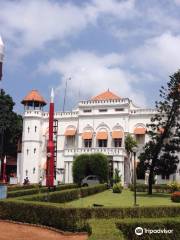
[116,218,180,240]
[8,184,38,192]
[22,184,107,203]
[1,200,180,232]
[7,184,77,198]
[129,183,179,193]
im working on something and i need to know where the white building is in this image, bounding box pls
[17,89,180,185]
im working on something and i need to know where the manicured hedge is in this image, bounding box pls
[129,184,173,193]
[0,200,180,233]
[8,184,38,192]
[22,184,107,203]
[80,184,107,198]
[116,217,180,240]
[0,200,89,232]
[25,188,80,203]
[171,191,180,203]
[7,184,77,198]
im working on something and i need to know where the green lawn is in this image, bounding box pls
[65,189,179,208]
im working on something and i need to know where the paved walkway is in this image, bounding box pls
[0,221,87,240]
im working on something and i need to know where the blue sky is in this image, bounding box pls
[1,0,180,112]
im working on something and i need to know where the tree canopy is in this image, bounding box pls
[139,71,180,194]
[0,89,22,158]
[72,153,108,185]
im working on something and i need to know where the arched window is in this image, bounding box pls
[28,127,30,133]
[34,148,36,154]
[35,126,37,132]
[27,149,29,155]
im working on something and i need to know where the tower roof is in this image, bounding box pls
[21,90,46,106]
[91,89,121,101]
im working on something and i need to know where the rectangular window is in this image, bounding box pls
[99,109,107,112]
[114,138,122,147]
[84,139,92,148]
[98,139,107,147]
[115,108,124,112]
[83,109,92,113]
[66,136,75,148]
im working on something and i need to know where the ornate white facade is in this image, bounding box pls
[17,90,180,185]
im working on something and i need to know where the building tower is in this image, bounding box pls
[18,90,46,184]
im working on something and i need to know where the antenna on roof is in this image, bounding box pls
[63,77,71,112]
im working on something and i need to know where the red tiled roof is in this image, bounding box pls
[91,90,121,100]
[21,90,46,105]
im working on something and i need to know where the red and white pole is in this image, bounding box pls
[2,155,7,183]
[46,88,55,187]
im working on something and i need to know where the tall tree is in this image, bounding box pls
[139,71,180,194]
[0,89,22,159]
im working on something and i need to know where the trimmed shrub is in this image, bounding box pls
[113,183,123,193]
[7,184,77,198]
[129,184,175,193]
[0,200,89,232]
[8,184,38,192]
[129,183,148,192]
[22,184,107,203]
[171,191,180,203]
[116,218,180,240]
[80,184,107,198]
[168,181,180,193]
[72,153,108,185]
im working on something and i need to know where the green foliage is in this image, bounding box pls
[113,183,123,193]
[129,183,179,193]
[113,169,121,184]
[139,71,180,194]
[124,134,137,154]
[72,153,108,185]
[88,219,123,240]
[21,184,107,203]
[80,184,107,198]
[168,181,180,193]
[0,89,22,157]
[171,192,180,203]
[7,184,77,198]
[117,217,180,240]
[8,184,38,192]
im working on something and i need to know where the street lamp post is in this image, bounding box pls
[132,146,138,207]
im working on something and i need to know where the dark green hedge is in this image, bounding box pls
[0,200,89,232]
[8,184,38,192]
[0,200,180,232]
[72,153,108,185]
[26,188,80,203]
[22,184,107,203]
[80,184,107,198]
[116,218,180,240]
[129,184,173,193]
[7,184,77,198]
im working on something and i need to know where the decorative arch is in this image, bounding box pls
[64,125,76,136]
[112,123,124,131]
[133,123,146,135]
[96,122,110,132]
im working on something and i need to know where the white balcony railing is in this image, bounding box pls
[63,147,125,156]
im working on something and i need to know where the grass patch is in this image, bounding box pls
[65,189,179,208]
[88,219,123,240]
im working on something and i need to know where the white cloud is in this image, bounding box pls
[39,50,146,107]
[0,0,135,57]
[130,32,180,77]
